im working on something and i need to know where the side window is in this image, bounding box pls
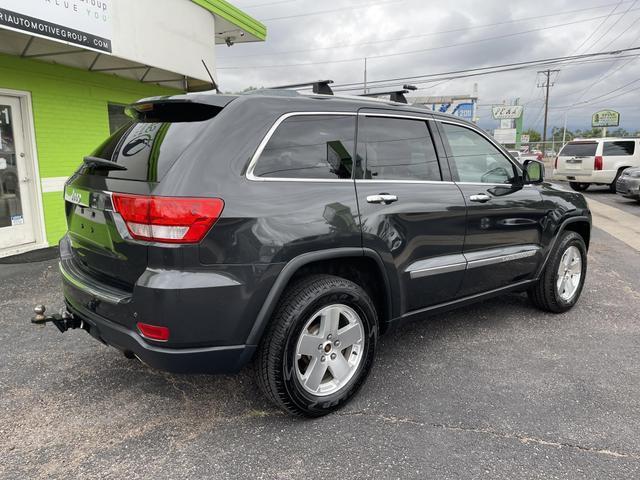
[603,141,635,156]
[356,116,442,181]
[253,115,355,179]
[441,123,517,184]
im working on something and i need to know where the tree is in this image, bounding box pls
[551,126,573,142]
[608,127,629,137]
[573,128,603,138]
[522,129,541,142]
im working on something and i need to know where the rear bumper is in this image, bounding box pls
[552,169,616,184]
[66,299,256,374]
[58,234,283,373]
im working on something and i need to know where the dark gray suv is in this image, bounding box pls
[37,87,591,416]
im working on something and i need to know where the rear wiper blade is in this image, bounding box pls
[83,156,127,171]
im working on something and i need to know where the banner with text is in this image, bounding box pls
[0,0,112,52]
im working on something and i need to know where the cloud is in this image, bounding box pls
[219,0,640,132]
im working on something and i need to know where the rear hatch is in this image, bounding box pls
[64,96,233,290]
[556,141,598,175]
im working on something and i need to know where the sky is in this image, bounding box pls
[216,0,640,135]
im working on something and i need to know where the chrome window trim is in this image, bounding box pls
[355,179,455,185]
[246,111,358,183]
[246,110,524,184]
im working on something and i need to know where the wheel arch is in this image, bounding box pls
[245,248,399,347]
[536,215,591,278]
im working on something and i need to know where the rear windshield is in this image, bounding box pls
[85,120,211,181]
[603,141,635,156]
[560,142,597,157]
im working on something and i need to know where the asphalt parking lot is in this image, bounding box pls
[1,188,639,479]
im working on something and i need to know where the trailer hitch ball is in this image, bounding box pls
[30,304,80,333]
[32,305,48,326]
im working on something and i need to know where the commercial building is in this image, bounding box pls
[0,0,265,257]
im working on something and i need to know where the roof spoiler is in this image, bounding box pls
[125,95,235,122]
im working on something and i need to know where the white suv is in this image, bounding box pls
[553,138,640,192]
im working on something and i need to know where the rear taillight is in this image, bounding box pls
[536,153,543,161]
[137,322,170,342]
[554,156,558,169]
[111,193,224,243]
[594,156,603,171]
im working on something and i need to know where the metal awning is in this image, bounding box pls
[0,29,213,92]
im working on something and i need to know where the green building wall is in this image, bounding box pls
[0,53,178,245]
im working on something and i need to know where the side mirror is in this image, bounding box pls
[523,159,544,184]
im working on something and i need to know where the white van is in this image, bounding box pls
[553,138,640,192]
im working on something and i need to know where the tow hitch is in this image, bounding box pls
[31,305,83,333]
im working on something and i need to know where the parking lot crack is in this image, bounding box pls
[338,411,640,460]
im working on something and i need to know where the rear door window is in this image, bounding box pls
[560,142,598,157]
[603,141,635,156]
[253,114,356,179]
[356,116,442,181]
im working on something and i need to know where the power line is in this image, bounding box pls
[328,47,640,90]
[259,0,400,21]
[327,54,640,94]
[597,1,639,51]
[218,9,640,69]
[570,0,623,55]
[218,2,634,60]
[585,0,637,51]
[555,76,640,108]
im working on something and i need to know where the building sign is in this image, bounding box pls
[592,109,620,128]
[412,96,478,122]
[492,105,523,120]
[493,128,517,144]
[0,0,112,53]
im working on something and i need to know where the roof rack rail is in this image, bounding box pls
[360,85,417,104]
[269,79,334,95]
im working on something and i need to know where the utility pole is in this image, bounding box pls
[537,69,559,154]
[363,58,368,95]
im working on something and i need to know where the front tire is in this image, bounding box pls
[570,182,590,192]
[528,231,587,313]
[256,274,378,417]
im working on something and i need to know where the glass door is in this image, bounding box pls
[0,96,36,251]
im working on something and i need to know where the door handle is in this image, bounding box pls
[469,193,491,203]
[21,177,32,183]
[366,194,398,205]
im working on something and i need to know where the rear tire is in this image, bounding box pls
[256,274,378,417]
[528,231,587,313]
[569,182,590,192]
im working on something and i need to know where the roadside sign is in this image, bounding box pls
[493,128,517,144]
[492,105,523,120]
[521,134,530,143]
[592,110,620,128]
